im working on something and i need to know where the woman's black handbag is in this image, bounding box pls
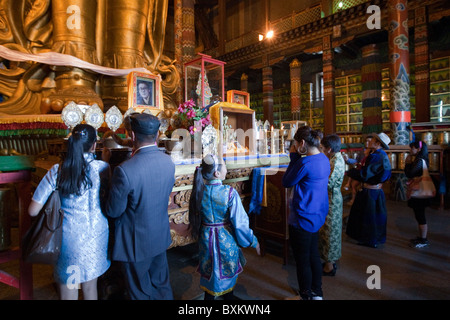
[21,190,64,265]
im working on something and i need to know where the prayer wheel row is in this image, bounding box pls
[388,152,440,171]
[421,131,450,146]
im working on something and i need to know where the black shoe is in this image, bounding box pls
[409,237,429,248]
[322,263,337,276]
[311,291,323,300]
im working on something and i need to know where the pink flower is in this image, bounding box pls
[173,100,211,136]
[201,115,211,127]
[186,109,196,119]
[185,99,196,108]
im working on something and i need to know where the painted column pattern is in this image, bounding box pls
[323,35,335,135]
[174,0,183,104]
[240,73,248,92]
[414,6,430,123]
[388,0,411,145]
[290,59,301,114]
[175,0,195,103]
[361,44,382,134]
[262,66,274,125]
[182,0,196,64]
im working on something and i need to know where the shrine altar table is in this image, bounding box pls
[33,153,290,248]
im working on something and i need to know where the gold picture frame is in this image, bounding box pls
[227,90,250,107]
[127,71,162,114]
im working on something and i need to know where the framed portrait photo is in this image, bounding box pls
[227,90,250,107]
[127,71,162,114]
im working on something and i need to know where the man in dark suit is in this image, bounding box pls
[105,113,175,300]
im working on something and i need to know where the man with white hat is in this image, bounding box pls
[371,132,391,150]
[346,132,392,248]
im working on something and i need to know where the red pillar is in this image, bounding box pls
[361,44,383,134]
[290,59,301,115]
[414,6,430,123]
[323,35,335,135]
[388,0,411,145]
[263,66,274,125]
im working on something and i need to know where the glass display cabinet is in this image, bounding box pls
[184,53,226,108]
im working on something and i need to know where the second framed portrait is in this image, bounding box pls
[227,90,250,107]
[127,72,162,113]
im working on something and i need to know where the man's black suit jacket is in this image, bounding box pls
[106,145,175,262]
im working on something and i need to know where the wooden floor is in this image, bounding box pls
[1,199,449,300]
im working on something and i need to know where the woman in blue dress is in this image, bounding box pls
[28,124,111,300]
[282,126,330,300]
[189,154,260,300]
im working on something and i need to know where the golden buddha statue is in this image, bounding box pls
[0,0,179,115]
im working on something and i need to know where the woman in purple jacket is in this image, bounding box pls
[282,126,330,300]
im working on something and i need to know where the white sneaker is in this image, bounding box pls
[410,238,429,248]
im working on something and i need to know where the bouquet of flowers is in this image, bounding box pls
[169,99,211,136]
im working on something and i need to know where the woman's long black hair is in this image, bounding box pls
[57,124,97,197]
[188,154,224,240]
[410,140,429,167]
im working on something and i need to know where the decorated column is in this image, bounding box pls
[361,44,383,134]
[414,6,430,123]
[174,0,183,104]
[388,0,411,145]
[181,0,196,64]
[262,66,274,125]
[323,35,335,135]
[174,0,195,104]
[241,73,248,92]
[290,59,301,115]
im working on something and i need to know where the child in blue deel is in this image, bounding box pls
[189,154,260,300]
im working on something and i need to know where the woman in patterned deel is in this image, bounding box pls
[319,134,346,276]
[189,154,260,300]
[28,124,111,300]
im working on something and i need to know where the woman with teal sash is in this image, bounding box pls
[189,155,260,300]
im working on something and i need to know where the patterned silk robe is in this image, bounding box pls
[319,152,346,262]
[198,180,258,296]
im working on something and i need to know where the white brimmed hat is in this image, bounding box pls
[372,132,391,150]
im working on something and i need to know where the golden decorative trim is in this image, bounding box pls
[169,208,189,225]
[289,58,301,68]
[174,190,192,208]
[174,174,194,187]
[169,229,194,248]
[0,114,64,124]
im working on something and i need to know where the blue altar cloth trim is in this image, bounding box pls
[172,158,202,165]
[172,154,289,165]
[224,154,289,161]
[249,165,288,215]
[439,173,446,194]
